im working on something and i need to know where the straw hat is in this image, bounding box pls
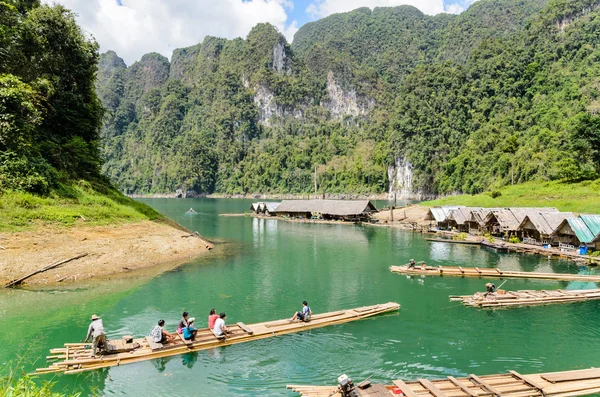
[91,314,99,320]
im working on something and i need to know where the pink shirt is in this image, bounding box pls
[208,314,219,329]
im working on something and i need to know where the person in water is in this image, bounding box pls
[150,319,175,344]
[183,318,198,341]
[289,301,312,322]
[212,312,229,338]
[177,311,189,334]
[84,314,106,357]
[208,308,219,330]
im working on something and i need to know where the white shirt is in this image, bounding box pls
[87,319,106,340]
[213,318,225,336]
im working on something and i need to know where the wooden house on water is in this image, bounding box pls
[484,207,558,237]
[250,202,280,216]
[466,208,501,234]
[518,212,575,245]
[447,207,483,233]
[552,215,600,250]
[424,206,463,230]
[273,200,377,222]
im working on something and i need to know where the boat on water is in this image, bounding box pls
[288,367,600,397]
[450,288,600,308]
[36,302,399,375]
[390,265,600,282]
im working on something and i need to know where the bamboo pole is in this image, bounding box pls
[4,253,88,288]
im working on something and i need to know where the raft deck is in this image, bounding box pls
[36,302,399,375]
[450,288,600,308]
[390,265,600,282]
[288,367,600,397]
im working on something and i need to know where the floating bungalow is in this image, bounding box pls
[273,200,377,222]
[483,207,558,237]
[447,207,483,233]
[250,202,280,216]
[518,212,575,245]
[552,215,600,250]
[424,206,463,229]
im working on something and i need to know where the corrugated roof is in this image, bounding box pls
[567,218,596,243]
[274,200,377,216]
[580,215,600,237]
[426,206,463,222]
[265,202,280,213]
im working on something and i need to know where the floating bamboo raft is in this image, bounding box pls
[450,288,600,308]
[390,265,600,282]
[35,302,399,375]
[288,367,600,397]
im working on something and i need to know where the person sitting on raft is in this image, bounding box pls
[150,319,175,344]
[177,311,189,334]
[84,314,106,357]
[183,318,198,341]
[208,308,219,330]
[212,312,229,338]
[289,301,312,322]
[408,259,416,268]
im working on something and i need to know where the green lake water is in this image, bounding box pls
[1,198,600,396]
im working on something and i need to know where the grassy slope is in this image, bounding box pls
[0,180,165,232]
[423,179,600,214]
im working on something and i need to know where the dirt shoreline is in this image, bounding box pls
[0,221,213,286]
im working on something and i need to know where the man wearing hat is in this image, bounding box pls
[84,314,106,357]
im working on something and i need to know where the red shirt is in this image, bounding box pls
[208,314,219,329]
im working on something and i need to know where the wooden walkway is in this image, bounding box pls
[450,288,600,308]
[389,265,600,282]
[288,367,600,397]
[35,302,399,375]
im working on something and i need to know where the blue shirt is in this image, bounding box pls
[183,326,197,340]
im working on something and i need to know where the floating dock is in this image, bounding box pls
[450,288,600,308]
[424,238,481,245]
[389,265,600,282]
[288,367,600,397]
[35,302,399,375]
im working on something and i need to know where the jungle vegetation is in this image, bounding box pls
[97,0,600,196]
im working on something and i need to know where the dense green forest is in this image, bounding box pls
[96,0,600,196]
[0,0,162,230]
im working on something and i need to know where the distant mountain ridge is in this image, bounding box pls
[97,0,600,198]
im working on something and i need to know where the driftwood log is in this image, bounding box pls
[4,253,88,288]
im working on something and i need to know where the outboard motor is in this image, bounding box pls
[338,374,360,397]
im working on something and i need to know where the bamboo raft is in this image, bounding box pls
[450,288,600,308]
[35,302,399,375]
[389,265,600,282]
[288,367,600,397]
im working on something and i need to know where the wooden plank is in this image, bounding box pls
[470,374,503,396]
[236,322,254,335]
[475,268,482,275]
[542,369,600,384]
[145,336,164,351]
[178,333,192,346]
[419,378,448,397]
[393,380,421,397]
[458,267,465,274]
[447,376,479,397]
[509,370,546,392]
[496,268,503,275]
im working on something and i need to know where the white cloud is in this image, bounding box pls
[306,0,446,19]
[42,0,298,65]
